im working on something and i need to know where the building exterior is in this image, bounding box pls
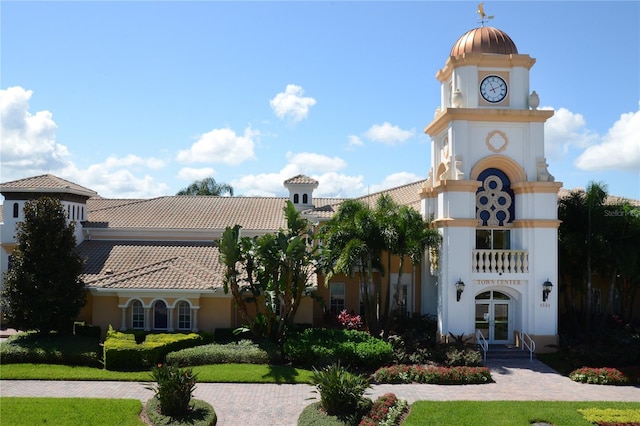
[1,23,636,350]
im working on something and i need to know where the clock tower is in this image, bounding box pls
[420,17,562,353]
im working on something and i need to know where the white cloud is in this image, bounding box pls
[367,172,424,194]
[314,172,365,198]
[63,155,170,198]
[0,86,72,179]
[177,127,258,165]
[177,167,216,181]
[574,109,640,171]
[269,84,316,123]
[285,151,347,173]
[347,135,364,149]
[364,122,414,146]
[102,154,166,170]
[544,107,598,159]
[231,152,363,197]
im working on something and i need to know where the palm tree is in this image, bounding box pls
[319,196,440,337]
[176,177,234,196]
[319,199,386,336]
[377,195,441,337]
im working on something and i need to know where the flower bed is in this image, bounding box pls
[373,364,491,384]
[359,393,408,426]
[569,367,640,385]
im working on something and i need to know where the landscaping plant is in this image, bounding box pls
[311,363,370,418]
[145,364,197,416]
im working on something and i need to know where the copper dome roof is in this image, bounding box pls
[450,27,518,56]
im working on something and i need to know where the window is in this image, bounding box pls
[293,194,299,203]
[81,206,84,220]
[329,283,345,314]
[153,300,168,329]
[302,193,308,204]
[132,301,144,329]
[177,301,191,330]
[476,168,514,226]
[13,203,19,218]
[476,229,511,249]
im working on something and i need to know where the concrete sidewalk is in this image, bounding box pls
[1,359,639,426]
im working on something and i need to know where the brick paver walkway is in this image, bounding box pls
[1,359,639,425]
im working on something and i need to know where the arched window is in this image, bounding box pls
[153,300,168,329]
[476,168,514,227]
[13,203,19,218]
[177,301,191,330]
[302,193,308,204]
[131,301,144,329]
[293,194,299,203]
[476,168,514,250]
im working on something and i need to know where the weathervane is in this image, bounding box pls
[477,3,494,26]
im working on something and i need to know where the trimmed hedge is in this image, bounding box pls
[103,329,204,371]
[166,339,280,366]
[73,322,102,339]
[284,328,393,371]
[569,366,640,385]
[0,332,102,368]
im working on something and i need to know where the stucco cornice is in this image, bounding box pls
[424,108,554,137]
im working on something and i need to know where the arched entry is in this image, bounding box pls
[475,290,512,344]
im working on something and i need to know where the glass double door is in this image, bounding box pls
[475,291,511,344]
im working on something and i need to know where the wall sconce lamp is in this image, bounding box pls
[543,279,553,302]
[455,279,465,302]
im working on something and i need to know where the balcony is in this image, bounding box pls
[472,250,528,274]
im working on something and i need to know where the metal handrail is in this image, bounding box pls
[520,331,536,362]
[476,329,488,361]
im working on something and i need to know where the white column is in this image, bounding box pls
[144,307,151,331]
[167,307,174,332]
[120,307,127,331]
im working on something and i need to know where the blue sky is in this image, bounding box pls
[1,1,639,200]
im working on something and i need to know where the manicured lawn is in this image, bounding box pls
[0,397,144,426]
[403,401,640,426]
[0,362,314,383]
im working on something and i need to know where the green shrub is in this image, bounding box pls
[297,402,351,426]
[166,339,280,366]
[0,332,102,367]
[145,364,197,417]
[103,329,204,370]
[311,363,371,419]
[284,328,393,370]
[373,364,492,384]
[73,322,102,339]
[444,347,484,367]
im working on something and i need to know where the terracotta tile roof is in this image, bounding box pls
[77,239,318,291]
[85,196,291,230]
[0,174,98,198]
[284,174,318,185]
[78,240,223,290]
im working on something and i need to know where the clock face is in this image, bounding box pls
[480,75,508,103]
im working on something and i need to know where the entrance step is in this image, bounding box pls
[485,344,535,360]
